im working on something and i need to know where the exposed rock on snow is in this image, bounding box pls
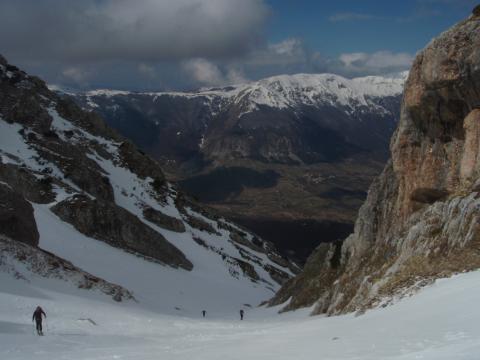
[270,11,480,315]
[0,163,56,204]
[0,235,134,302]
[51,194,193,270]
[142,206,186,233]
[0,183,39,246]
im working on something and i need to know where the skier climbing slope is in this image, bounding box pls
[32,306,46,336]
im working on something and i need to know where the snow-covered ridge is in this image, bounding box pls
[228,72,406,112]
[76,72,406,115]
[80,72,407,98]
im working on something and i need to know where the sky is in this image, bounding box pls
[0,0,476,91]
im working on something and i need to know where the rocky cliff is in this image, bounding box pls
[270,9,480,314]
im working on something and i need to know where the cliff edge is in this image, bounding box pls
[270,8,480,315]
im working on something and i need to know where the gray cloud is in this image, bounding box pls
[0,0,416,91]
[0,0,268,63]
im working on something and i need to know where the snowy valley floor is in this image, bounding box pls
[1,270,480,360]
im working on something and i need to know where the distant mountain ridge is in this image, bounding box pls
[72,71,406,164]
[81,71,406,113]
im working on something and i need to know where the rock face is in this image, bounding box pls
[270,11,480,315]
[0,235,134,302]
[0,163,56,204]
[142,206,186,233]
[51,195,192,270]
[0,183,39,246]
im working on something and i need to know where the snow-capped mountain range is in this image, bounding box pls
[72,71,406,166]
[80,71,407,117]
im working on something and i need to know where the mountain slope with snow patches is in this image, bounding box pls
[0,54,297,315]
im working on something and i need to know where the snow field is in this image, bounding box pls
[1,270,480,360]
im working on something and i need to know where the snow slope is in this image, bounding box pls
[0,268,479,360]
[33,203,280,316]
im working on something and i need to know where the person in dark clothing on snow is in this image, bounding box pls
[32,306,46,335]
[240,309,244,320]
[202,310,207,318]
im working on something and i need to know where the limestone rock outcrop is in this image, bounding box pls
[270,10,480,315]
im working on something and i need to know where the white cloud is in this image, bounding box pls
[338,51,414,75]
[339,53,369,67]
[182,58,226,86]
[182,47,414,88]
[182,58,250,87]
[179,38,307,87]
[225,66,249,84]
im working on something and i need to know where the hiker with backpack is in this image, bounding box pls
[32,306,46,335]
